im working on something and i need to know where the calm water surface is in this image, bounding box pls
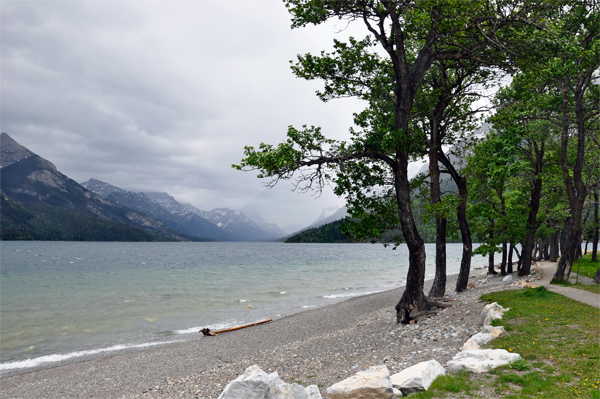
[0,241,485,372]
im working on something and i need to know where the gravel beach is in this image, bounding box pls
[1,268,508,399]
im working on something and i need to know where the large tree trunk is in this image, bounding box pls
[560,217,570,256]
[488,219,498,275]
[428,135,446,298]
[393,156,444,324]
[554,79,587,282]
[593,192,598,262]
[507,242,515,274]
[429,216,447,298]
[520,176,543,276]
[437,150,472,292]
[500,241,507,275]
[550,231,559,262]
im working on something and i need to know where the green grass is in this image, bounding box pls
[410,286,600,398]
[552,279,600,294]
[550,254,600,294]
[551,254,600,294]
[572,254,600,279]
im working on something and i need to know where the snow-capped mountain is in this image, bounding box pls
[82,180,233,241]
[184,205,283,241]
[143,192,193,218]
[81,178,127,197]
[82,180,283,241]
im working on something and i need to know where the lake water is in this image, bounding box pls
[0,241,486,373]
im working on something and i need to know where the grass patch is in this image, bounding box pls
[413,286,599,398]
[551,274,600,294]
[571,254,600,279]
[573,284,600,294]
[410,372,477,398]
[510,358,532,371]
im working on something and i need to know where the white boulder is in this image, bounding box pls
[447,349,521,374]
[462,338,481,351]
[305,386,322,399]
[217,365,321,399]
[481,302,509,326]
[470,332,494,346]
[390,360,446,395]
[503,275,514,284]
[327,365,394,399]
[483,325,506,338]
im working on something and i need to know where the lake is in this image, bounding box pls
[0,241,485,372]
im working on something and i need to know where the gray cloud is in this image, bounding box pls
[1,0,370,227]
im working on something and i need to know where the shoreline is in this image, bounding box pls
[1,267,508,399]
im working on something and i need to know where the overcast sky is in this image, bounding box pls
[1,1,429,230]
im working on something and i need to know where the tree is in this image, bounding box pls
[488,72,561,276]
[411,59,495,295]
[236,0,550,323]
[549,3,599,281]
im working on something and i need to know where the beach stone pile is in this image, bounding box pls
[218,302,521,398]
[504,262,543,288]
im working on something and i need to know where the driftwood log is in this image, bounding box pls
[199,319,273,336]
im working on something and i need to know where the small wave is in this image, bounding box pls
[0,341,177,371]
[279,291,286,295]
[323,290,383,299]
[239,299,249,303]
[301,305,317,309]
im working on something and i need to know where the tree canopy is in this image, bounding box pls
[235,0,599,323]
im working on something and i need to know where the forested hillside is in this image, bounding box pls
[0,192,180,241]
[285,220,352,243]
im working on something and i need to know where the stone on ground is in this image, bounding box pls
[218,365,321,399]
[447,349,521,374]
[483,325,506,338]
[462,338,481,351]
[481,302,509,326]
[327,365,394,399]
[305,385,323,399]
[470,332,494,346]
[390,360,446,395]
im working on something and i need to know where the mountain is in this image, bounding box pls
[240,204,286,238]
[143,192,194,218]
[185,206,281,241]
[307,206,349,229]
[1,133,189,241]
[87,186,232,241]
[80,178,126,197]
[277,206,349,242]
[1,132,35,167]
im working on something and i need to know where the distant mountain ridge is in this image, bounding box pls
[0,133,190,241]
[81,181,284,241]
[183,204,284,241]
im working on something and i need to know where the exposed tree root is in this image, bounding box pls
[395,295,453,324]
